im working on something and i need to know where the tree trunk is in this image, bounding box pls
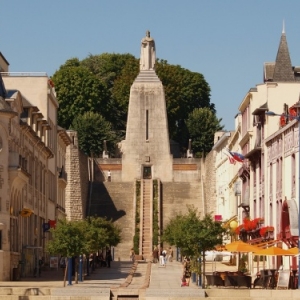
[63,261,68,287]
[202,252,205,288]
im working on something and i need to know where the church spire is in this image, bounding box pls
[273,25,295,82]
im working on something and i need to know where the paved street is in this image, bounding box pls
[1,260,300,299]
[0,259,237,299]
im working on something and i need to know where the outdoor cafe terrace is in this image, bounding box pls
[207,217,300,290]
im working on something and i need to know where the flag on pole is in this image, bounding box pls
[223,149,236,164]
[229,151,245,163]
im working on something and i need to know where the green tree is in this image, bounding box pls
[46,219,87,258]
[46,219,87,285]
[110,56,140,131]
[155,60,212,145]
[85,216,122,250]
[52,59,108,129]
[186,107,224,156]
[82,53,139,131]
[81,53,138,90]
[53,54,216,155]
[46,217,121,284]
[71,111,116,157]
[162,207,226,287]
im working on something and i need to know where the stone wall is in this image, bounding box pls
[88,181,134,261]
[161,182,203,229]
[65,131,89,220]
[203,150,216,216]
[94,158,122,182]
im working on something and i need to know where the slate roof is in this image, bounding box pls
[273,31,295,82]
[264,30,295,82]
[264,62,275,82]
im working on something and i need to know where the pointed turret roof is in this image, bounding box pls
[272,28,295,82]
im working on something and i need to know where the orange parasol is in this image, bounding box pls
[225,240,260,253]
[289,247,299,255]
[254,246,295,256]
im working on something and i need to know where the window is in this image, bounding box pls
[146,110,149,140]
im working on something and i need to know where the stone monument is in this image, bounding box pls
[122,31,173,181]
[140,30,156,70]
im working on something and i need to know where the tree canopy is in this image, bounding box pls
[52,58,108,129]
[46,217,121,257]
[71,111,117,157]
[52,53,223,156]
[162,206,226,257]
[162,206,227,286]
[186,107,224,156]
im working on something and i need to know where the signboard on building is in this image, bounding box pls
[50,256,58,269]
[214,215,222,221]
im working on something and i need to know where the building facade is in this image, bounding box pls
[215,28,300,271]
[0,54,70,280]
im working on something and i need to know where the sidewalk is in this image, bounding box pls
[0,261,133,288]
[0,260,238,288]
[0,259,238,299]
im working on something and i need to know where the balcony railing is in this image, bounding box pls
[58,167,67,182]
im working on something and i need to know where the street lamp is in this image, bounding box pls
[265,105,300,289]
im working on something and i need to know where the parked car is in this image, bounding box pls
[204,251,232,262]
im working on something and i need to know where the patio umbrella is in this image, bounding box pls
[253,246,295,256]
[289,247,299,255]
[224,241,260,273]
[253,246,295,274]
[225,240,260,253]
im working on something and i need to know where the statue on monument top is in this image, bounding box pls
[140,30,156,71]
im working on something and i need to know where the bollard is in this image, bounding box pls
[79,255,83,282]
[67,258,72,285]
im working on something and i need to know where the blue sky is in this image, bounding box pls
[1,1,300,130]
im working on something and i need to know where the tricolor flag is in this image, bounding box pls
[229,150,245,163]
[223,149,236,164]
[223,149,245,164]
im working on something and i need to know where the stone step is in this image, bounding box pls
[205,289,250,298]
[51,287,111,298]
[146,288,205,298]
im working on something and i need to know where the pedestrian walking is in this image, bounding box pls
[152,246,159,263]
[106,248,112,268]
[59,256,67,274]
[159,247,165,266]
[181,256,191,286]
[130,248,135,262]
[168,247,173,262]
[162,248,167,265]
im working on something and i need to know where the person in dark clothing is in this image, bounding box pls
[106,249,112,268]
[182,257,191,286]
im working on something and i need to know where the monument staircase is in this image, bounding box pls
[141,180,152,260]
